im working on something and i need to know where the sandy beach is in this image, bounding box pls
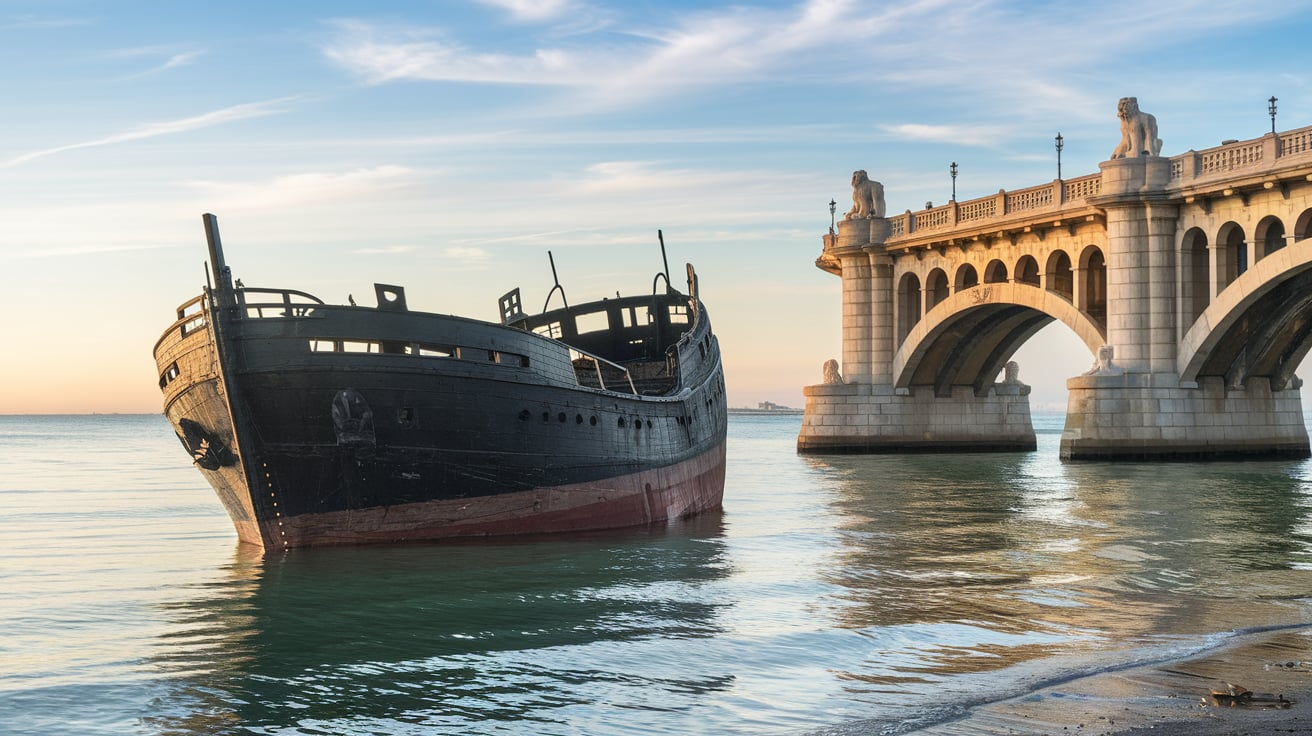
[908,626,1312,735]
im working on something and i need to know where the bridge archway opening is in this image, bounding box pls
[1045,251,1073,300]
[1016,255,1041,286]
[897,284,1104,400]
[984,259,1008,284]
[1257,215,1286,259]
[1181,227,1210,329]
[1080,245,1107,327]
[955,263,979,291]
[1185,264,1312,394]
[897,272,922,344]
[926,268,949,310]
[1297,208,1312,241]
[1218,222,1247,287]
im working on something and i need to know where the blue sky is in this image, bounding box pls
[2,1,1310,413]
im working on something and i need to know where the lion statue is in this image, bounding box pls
[822,359,844,385]
[1110,97,1162,159]
[844,170,886,220]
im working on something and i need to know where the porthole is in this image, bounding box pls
[618,417,626,427]
[590,416,597,426]
[542,411,550,422]
[575,414,583,424]
[518,409,531,421]
[558,412,567,423]
[634,419,643,429]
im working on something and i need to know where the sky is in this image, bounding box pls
[2,0,1311,415]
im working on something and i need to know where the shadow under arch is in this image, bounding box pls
[1179,236,1312,389]
[894,282,1105,396]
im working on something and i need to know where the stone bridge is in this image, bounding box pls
[799,112,1312,459]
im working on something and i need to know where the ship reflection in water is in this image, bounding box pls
[143,516,734,734]
[11,415,1312,735]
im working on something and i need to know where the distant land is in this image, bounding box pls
[728,402,804,416]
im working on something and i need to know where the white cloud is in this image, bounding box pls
[879,123,1012,148]
[320,0,1307,121]
[184,165,418,210]
[443,246,490,261]
[475,0,579,23]
[4,97,294,167]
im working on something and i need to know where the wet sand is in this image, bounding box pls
[910,626,1312,735]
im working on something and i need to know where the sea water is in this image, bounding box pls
[3,413,1312,735]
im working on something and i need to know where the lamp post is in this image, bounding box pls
[829,199,837,234]
[1055,132,1064,180]
[1269,96,1278,134]
[950,162,958,201]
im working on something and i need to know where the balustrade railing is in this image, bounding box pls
[871,124,1312,242]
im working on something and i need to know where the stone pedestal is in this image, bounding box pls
[1061,374,1309,459]
[797,381,1036,454]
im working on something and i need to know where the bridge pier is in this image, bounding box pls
[799,381,1035,454]
[798,217,1037,454]
[1062,374,1307,459]
[1062,156,1309,459]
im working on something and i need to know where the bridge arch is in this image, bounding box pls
[1179,237,1312,390]
[897,272,921,343]
[1256,215,1286,260]
[1016,255,1040,286]
[1078,245,1107,327]
[1217,221,1247,287]
[1297,208,1312,240]
[1045,250,1074,300]
[893,282,1105,396]
[984,259,1008,283]
[926,268,949,309]
[1180,227,1210,328]
[955,263,979,291]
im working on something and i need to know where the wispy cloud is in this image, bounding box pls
[355,244,418,255]
[443,246,490,261]
[185,165,419,210]
[320,0,1301,120]
[4,97,295,167]
[0,14,90,31]
[475,0,580,23]
[878,123,1012,148]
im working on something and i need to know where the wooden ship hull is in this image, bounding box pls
[153,215,727,551]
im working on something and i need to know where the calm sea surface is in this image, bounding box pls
[4,413,1312,735]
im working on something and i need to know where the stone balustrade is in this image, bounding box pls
[873,123,1312,245]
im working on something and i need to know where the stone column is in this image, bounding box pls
[1071,265,1087,313]
[1146,202,1180,372]
[867,249,894,385]
[1103,205,1151,371]
[1208,242,1223,300]
[840,252,873,383]
[1092,156,1173,373]
[834,218,877,384]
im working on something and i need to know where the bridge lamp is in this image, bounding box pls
[950,162,958,201]
[1270,96,1278,134]
[1055,132,1064,180]
[829,198,836,233]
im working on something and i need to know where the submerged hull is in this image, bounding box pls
[154,215,728,551]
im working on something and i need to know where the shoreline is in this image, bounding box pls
[909,625,1312,735]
